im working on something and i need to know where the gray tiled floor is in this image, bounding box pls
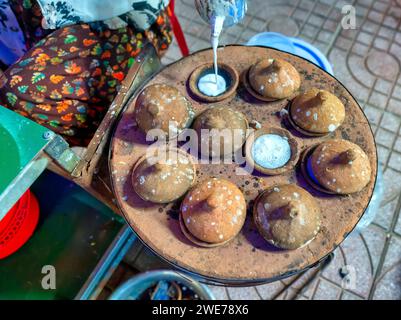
[127,0,401,300]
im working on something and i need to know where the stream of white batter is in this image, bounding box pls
[211,15,225,83]
[198,15,227,97]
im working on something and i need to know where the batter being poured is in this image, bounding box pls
[197,15,227,97]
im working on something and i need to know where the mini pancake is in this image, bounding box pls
[289,88,345,136]
[135,84,195,139]
[247,58,301,101]
[132,147,196,203]
[253,184,321,250]
[180,177,246,247]
[306,139,372,195]
[192,106,248,158]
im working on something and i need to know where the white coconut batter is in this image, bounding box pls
[198,73,227,97]
[197,15,228,97]
[251,134,292,169]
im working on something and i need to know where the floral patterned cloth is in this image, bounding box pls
[37,0,170,31]
[0,0,172,146]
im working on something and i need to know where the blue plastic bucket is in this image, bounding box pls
[109,270,215,300]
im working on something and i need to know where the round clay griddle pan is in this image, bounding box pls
[109,45,377,285]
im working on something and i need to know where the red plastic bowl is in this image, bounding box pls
[0,190,39,259]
